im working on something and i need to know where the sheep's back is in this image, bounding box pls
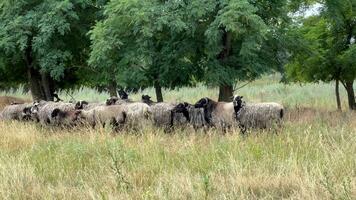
[0,104,31,120]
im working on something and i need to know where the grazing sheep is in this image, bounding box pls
[76,105,127,130]
[0,103,33,121]
[171,102,206,129]
[194,97,236,131]
[36,102,77,126]
[122,102,152,130]
[141,95,188,130]
[233,95,284,133]
[106,96,132,106]
[75,100,105,110]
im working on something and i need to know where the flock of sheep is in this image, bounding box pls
[0,91,284,133]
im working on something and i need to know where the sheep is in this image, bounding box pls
[36,102,77,126]
[233,95,284,133]
[106,96,132,106]
[122,102,152,130]
[171,102,206,129]
[75,100,105,110]
[76,105,127,130]
[194,97,237,131]
[0,103,33,121]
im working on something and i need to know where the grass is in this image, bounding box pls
[0,75,355,199]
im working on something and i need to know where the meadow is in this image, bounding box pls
[0,75,355,199]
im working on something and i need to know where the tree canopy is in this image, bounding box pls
[287,0,355,109]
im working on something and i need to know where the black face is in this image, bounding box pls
[75,100,89,110]
[172,102,190,113]
[194,98,209,108]
[106,97,119,105]
[233,96,243,107]
[141,95,152,104]
[118,90,128,100]
[21,107,32,120]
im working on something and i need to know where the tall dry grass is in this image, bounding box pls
[0,76,355,199]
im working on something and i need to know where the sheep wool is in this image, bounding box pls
[236,102,284,130]
[0,103,32,121]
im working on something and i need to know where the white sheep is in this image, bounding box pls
[76,104,127,130]
[233,95,284,133]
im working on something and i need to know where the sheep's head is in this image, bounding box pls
[172,102,190,113]
[194,97,210,108]
[233,95,244,107]
[21,106,32,120]
[142,95,153,104]
[106,97,119,105]
[75,100,89,110]
[118,90,128,100]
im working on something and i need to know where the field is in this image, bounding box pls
[0,75,355,199]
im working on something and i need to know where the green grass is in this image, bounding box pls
[0,75,355,199]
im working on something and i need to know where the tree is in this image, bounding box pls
[89,0,200,102]
[286,0,355,110]
[0,0,103,100]
[189,0,293,101]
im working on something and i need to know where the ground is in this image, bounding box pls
[0,75,355,199]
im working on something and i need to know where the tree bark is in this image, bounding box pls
[41,72,54,101]
[27,67,45,101]
[218,85,234,102]
[24,39,45,101]
[154,82,163,102]
[344,80,355,110]
[335,79,341,110]
[108,81,118,97]
[217,30,234,102]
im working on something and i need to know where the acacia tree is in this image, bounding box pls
[188,0,293,101]
[287,0,355,110]
[0,0,102,100]
[89,0,200,101]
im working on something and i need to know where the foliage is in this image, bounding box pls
[0,0,105,88]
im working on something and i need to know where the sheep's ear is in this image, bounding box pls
[241,96,243,99]
[51,108,61,118]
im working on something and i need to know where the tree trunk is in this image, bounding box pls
[108,81,118,97]
[217,30,233,102]
[335,79,341,110]
[218,85,234,102]
[41,72,54,101]
[344,80,355,110]
[154,82,163,102]
[24,39,45,101]
[27,67,45,101]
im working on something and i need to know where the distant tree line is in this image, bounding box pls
[0,0,354,110]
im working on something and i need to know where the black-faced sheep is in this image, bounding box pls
[141,95,188,130]
[0,103,33,121]
[194,97,236,131]
[36,102,77,126]
[106,96,132,106]
[75,100,105,110]
[171,102,206,129]
[233,95,284,133]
